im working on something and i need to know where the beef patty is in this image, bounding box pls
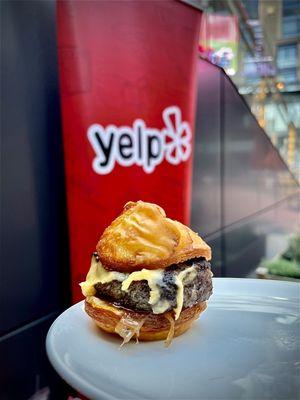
[94,258,213,312]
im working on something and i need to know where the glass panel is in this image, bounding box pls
[192,60,222,237]
[282,15,300,38]
[277,44,297,69]
[282,0,300,16]
[278,68,297,83]
[242,0,259,19]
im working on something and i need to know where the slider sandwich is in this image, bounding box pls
[80,201,213,346]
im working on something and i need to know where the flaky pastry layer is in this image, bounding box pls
[96,201,211,272]
[85,296,207,342]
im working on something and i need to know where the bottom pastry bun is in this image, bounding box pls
[85,296,207,344]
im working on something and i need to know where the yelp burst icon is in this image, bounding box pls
[163,106,192,166]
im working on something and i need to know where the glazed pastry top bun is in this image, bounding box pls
[96,201,211,272]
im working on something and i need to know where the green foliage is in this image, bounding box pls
[260,234,300,278]
[261,258,300,278]
[282,234,300,263]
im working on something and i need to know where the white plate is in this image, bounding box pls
[46,278,300,400]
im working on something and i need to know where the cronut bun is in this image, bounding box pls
[96,201,211,272]
[85,296,207,342]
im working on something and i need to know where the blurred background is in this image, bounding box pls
[193,0,300,279]
[1,0,299,399]
[198,0,300,179]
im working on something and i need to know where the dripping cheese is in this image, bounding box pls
[80,256,197,319]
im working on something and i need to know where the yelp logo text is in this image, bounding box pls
[87,106,192,174]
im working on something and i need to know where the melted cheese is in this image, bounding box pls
[86,295,123,315]
[80,256,197,319]
[173,266,197,320]
[80,257,127,296]
[121,269,170,314]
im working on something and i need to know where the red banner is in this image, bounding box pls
[57,0,202,301]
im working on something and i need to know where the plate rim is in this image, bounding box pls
[46,301,116,400]
[46,278,300,400]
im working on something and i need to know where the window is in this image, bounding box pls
[242,0,259,19]
[277,44,297,69]
[282,0,300,16]
[277,45,298,84]
[279,68,297,83]
[282,0,300,38]
[282,15,300,38]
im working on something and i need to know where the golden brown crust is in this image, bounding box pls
[96,201,211,272]
[85,296,207,341]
